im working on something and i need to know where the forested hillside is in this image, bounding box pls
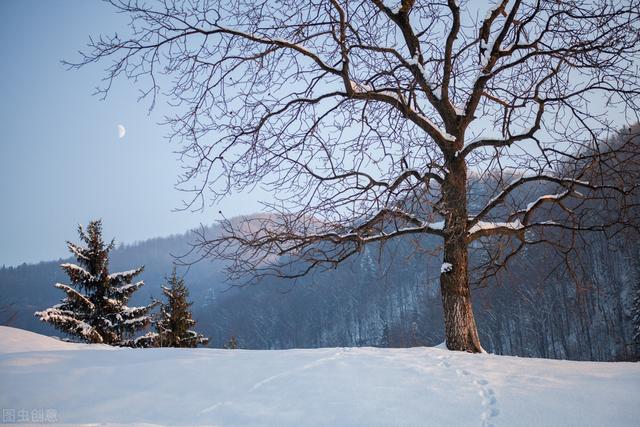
[2,220,637,361]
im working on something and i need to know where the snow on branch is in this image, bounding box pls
[53,283,95,310]
[468,174,615,229]
[523,191,572,213]
[123,315,151,327]
[119,304,156,324]
[112,281,145,298]
[34,308,102,343]
[67,242,89,261]
[130,332,159,348]
[407,55,440,99]
[107,267,144,285]
[107,268,143,280]
[467,220,524,240]
[441,262,453,274]
[60,263,94,283]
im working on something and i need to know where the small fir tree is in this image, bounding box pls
[153,269,209,348]
[35,220,156,345]
[223,336,238,350]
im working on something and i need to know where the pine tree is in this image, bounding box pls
[34,220,157,346]
[379,322,390,348]
[153,269,208,348]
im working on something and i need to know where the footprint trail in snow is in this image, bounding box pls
[435,352,499,427]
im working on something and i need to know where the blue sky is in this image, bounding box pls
[0,1,262,266]
[0,1,632,266]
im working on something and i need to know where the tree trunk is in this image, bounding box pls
[439,156,483,353]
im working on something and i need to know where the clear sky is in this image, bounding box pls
[0,0,263,266]
[0,1,632,267]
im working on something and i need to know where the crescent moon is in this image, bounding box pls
[117,124,126,139]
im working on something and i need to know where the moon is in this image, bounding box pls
[117,124,126,139]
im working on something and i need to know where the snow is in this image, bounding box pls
[501,42,515,53]
[66,243,89,261]
[31,310,100,341]
[60,263,92,278]
[480,37,498,69]
[430,220,445,230]
[419,115,456,142]
[441,262,453,273]
[0,327,104,353]
[1,326,639,426]
[384,1,402,14]
[407,55,442,100]
[477,0,506,76]
[121,305,148,315]
[348,79,405,103]
[107,269,141,280]
[113,281,143,295]
[349,80,373,93]
[484,2,502,21]
[52,283,94,308]
[525,191,569,211]
[122,316,148,325]
[468,220,523,235]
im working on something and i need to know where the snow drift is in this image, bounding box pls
[0,326,638,426]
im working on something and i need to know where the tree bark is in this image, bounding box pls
[439,156,483,352]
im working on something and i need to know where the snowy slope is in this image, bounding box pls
[0,327,638,427]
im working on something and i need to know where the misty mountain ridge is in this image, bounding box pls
[1,206,638,362]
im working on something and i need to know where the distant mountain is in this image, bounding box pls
[199,228,639,361]
[0,225,227,337]
[1,217,637,361]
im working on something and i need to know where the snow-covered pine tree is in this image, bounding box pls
[34,220,157,346]
[153,269,208,348]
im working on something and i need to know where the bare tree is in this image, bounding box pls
[72,0,640,352]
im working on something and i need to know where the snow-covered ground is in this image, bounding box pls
[0,326,638,426]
